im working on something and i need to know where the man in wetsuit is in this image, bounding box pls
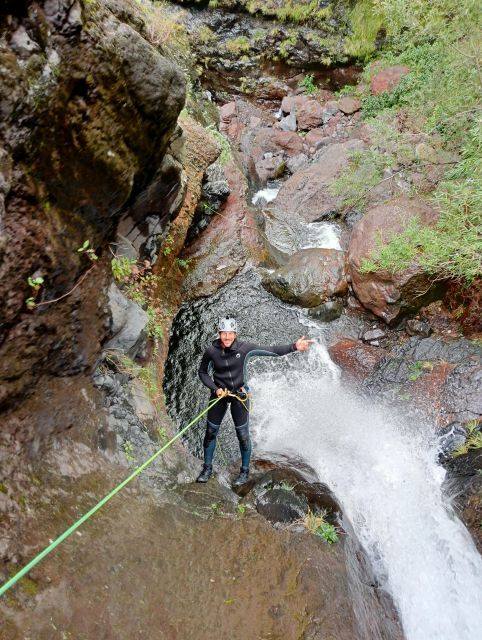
[197,316,313,486]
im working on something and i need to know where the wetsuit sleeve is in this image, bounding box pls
[245,342,297,357]
[198,349,218,392]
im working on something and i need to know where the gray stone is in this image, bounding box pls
[308,299,343,322]
[285,153,308,174]
[406,319,432,337]
[104,283,148,357]
[278,113,297,132]
[322,101,340,124]
[363,328,387,343]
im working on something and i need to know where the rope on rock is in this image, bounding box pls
[0,396,222,598]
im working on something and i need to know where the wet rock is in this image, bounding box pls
[338,96,361,115]
[273,139,365,221]
[328,339,388,380]
[406,319,432,337]
[262,248,347,308]
[348,197,444,324]
[363,328,387,343]
[104,283,148,357]
[187,162,231,242]
[0,0,186,410]
[308,299,344,322]
[242,128,304,185]
[370,65,410,95]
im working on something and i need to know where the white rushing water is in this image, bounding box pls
[248,340,482,640]
[251,187,280,205]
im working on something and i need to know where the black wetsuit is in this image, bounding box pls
[198,338,296,468]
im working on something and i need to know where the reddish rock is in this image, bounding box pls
[219,101,237,123]
[296,98,324,130]
[273,139,365,221]
[328,339,387,380]
[371,65,410,95]
[305,128,331,153]
[338,97,361,115]
[250,128,304,158]
[348,196,442,324]
[262,248,347,307]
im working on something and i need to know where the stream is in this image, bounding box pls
[165,193,482,639]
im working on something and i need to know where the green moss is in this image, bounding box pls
[279,32,298,59]
[225,36,251,56]
[196,25,216,46]
[0,482,7,493]
[345,0,384,60]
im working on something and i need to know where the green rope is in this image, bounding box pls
[0,396,221,598]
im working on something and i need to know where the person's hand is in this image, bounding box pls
[216,388,227,397]
[295,336,314,352]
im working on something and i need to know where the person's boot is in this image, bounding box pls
[196,464,213,483]
[232,466,249,487]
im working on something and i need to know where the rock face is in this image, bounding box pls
[0,0,185,414]
[273,139,365,220]
[370,65,410,95]
[329,339,388,380]
[262,248,347,307]
[348,197,443,324]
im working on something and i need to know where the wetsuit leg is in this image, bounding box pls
[231,396,251,468]
[203,396,228,465]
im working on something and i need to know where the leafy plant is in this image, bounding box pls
[77,240,98,262]
[298,509,340,544]
[112,256,136,281]
[237,503,246,516]
[407,360,433,381]
[206,125,232,166]
[451,420,482,457]
[299,74,317,95]
[25,275,44,309]
[122,440,135,463]
[175,258,191,271]
[279,481,295,492]
[161,234,174,257]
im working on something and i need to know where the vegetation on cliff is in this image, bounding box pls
[355,0,481,286]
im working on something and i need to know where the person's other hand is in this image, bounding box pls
[216,388,227,397]
[295,336,314,352]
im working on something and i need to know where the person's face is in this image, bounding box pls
[219,331,236,348]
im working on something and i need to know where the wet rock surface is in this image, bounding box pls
[0,0,185,412]
[262,247,347,307]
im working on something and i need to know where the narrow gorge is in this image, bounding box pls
[1,1,481,639]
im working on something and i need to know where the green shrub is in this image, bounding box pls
[361,121,482,283]
[298,74,317,95]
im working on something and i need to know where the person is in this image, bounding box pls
[197,316,313,486]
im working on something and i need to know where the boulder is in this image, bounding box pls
[104,283,148,357]
[305,128,332,152]
[262,248,347,307]
[328,339,387,380]
[338,97,361,115]
[296,98,324,130]
[273,139,365,221]
[348,197,443,324]
[242,128,304,185]
[308,299,344,322]
[278,112,297,132]
[371,65,410,95]
[322,100,340,124]
[219,101,237,124]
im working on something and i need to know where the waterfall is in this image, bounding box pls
[249,340,482,640]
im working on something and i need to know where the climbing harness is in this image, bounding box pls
[219,388,251,412]
[0,396,222,598]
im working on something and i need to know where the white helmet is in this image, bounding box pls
[218,317,237,332]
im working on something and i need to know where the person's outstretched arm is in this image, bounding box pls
[244,336,314,358]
